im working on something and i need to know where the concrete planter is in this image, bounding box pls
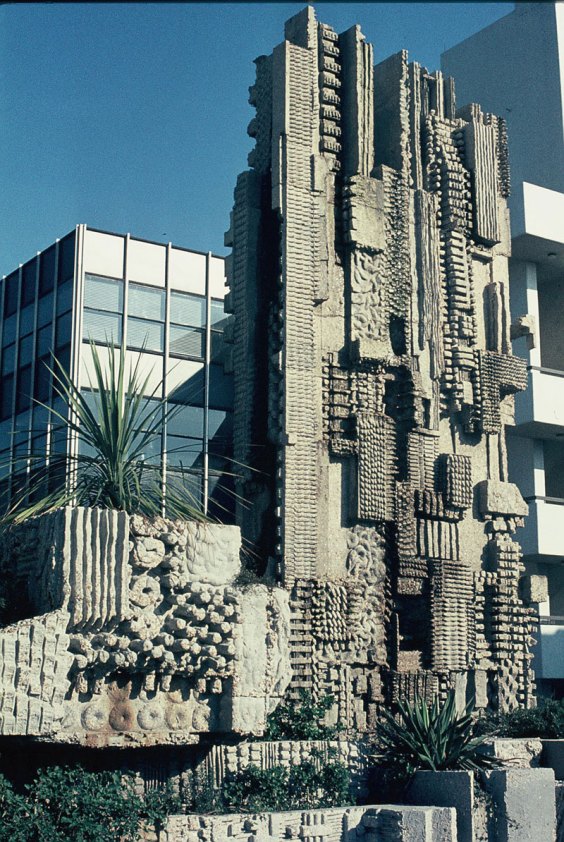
[406,767,556,842]
[542,739,564,780]
[406,770,475,842]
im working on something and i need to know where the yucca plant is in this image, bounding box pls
[2,342,208,524]
[374,690,496,784]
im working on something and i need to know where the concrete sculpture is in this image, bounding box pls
[0,5,542,796]
[224,5,539,725]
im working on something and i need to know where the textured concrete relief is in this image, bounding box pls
[225,5,538,724]
[163,804,457,842]
[0,509,291,743]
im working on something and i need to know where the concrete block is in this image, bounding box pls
[479,737,543,768]
[407,770,474,842]
[522,574,549,604]
[478,480,529,517]
[483,767,556,842]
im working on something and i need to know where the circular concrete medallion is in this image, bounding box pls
[108,703,135,731]
[137,703,165,731]
[81,703,107,731]
[165,704,192,731]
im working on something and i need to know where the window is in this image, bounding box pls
[169,324,204,359]
[4,272,19,317]
[129,284,165,321]
[39,246,56,296]
[34,357,51,403]
[167,403,204,440]
[169,291,205,360]
[208,455,235,522]
[0,374,14,421]
[2,314,17,347]
[166,468,203,510]
[0,419,12,455]
[170,291,204,327]
[166,436,202,469]
[210,299,229,329]
[127,284,165,353]
[209,364,233,410]
[210,330,224,362]
[83,310,122,344]
[16,366,32,413]
[208,409,232,458]
[37,294,54,328]
[21,261,37,308]
[83,274,123,345]
[127,318,164,353]
[57,232,75,284]
[2,344,15,376]
[56,279,73,315]
[19,304,34,337]
[56,311,72,348]
[18,334,34,368]
[84,274,123,312]
[37,324,53,358]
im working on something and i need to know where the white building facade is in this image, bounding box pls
[443,1,564,694]
[0,225,233,520]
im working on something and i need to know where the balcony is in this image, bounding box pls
[514,367,564,437]
[520,497,564,560]
[533,617,564,680]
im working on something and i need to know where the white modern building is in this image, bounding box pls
[0,225,233,520]
[443,1,564,695]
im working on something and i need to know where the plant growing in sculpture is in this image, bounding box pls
[220,754,350,813]
[3,342,207,524]
[264,690,342,740]
[374,690,496,784]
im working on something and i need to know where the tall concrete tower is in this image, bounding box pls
[225,7,537,725]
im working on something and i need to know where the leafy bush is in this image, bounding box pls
[475,698,564,739]
[219,754,350,813]
[374,691,497,785]
[0,775,29,842]
[264,690,342,741]
[0,766,179,842]
[221,765,290,813]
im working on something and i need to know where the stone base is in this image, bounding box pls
[163,804,457,842]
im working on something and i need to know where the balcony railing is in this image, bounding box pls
[519,497,564,557]
[533,617,564,680]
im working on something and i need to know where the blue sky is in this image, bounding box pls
[0,2,511,276]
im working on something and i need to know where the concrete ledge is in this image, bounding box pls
[163,804,457,842]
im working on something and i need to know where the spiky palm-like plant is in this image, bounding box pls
[374,690,496,783]
[3,343,207,524]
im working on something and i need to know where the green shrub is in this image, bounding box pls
[222,765,290,813]
[218,754,351,813]
[264,690,342,741]
[475,699,564,739]
[0,766,179,841]
[0,775,29,842]
[374,690,497,785]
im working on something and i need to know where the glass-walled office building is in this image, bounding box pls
[0,225,233,520]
